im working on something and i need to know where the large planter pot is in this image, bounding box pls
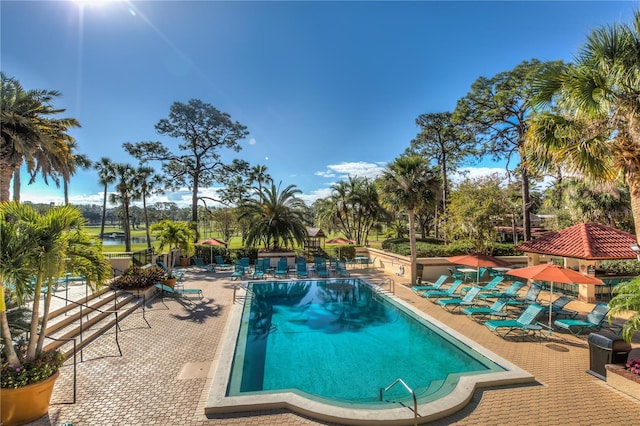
[1,370,59,426]
[162,277,177,289]
[179,257,190,266]
[606,364,640,400]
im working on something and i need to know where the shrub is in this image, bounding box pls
[111,266,166,290]
[381,239,523,257]
[598,260,640,276]
[1,348,65,389]
[626,359,640,376]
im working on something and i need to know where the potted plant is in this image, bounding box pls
[150,219,195,281]
[111,265,166,297]
[0,202,111,425]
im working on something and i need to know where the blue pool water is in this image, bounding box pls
[227,279,505,406]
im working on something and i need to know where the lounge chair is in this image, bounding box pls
[477,281,526,301]
[336,260,350,277]
[553,303,610,335]
[274,259,289,278]
[448,267,464,281]
[296,261,309,278]
[315,259,330,278]
[542,296,578,319]
[485,304,549,341]
[154,283,203,299]
[506,283,542,307]
[412,274,448,292]
[462,276,504,294]
[215,255,233,270]
[463,299,510,321]
[421,279,463,300]
[231,264,245,280]
[437,286,482,312]
[252,258,267,280]
[193,257,214,272]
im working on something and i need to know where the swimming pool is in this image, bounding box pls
[206,278,535,425]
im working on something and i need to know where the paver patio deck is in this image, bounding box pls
[32,267,640,425]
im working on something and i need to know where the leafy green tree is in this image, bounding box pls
[609,277,640,343]
[210,207,238,243]
[133,166,164,248]
[408,111,477,239]
[150,219,195,276]
[528,11,640,240]
[444,175,508,253]
[240,182,308,250]
[379,155,438,284]
[94,157,116,238]
[316,176,382,245]
[0,73,80,202]
[124,99,250,240]
[453,59,560,241]
[109,163,137,252]
[0,202,110,365]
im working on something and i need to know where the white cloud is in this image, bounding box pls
[317,161,387,180]
[298,187,333,204]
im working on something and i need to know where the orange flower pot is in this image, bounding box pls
[1,371,59,426]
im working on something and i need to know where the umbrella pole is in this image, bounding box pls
[549,282,554,326]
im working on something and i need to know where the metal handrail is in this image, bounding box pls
[48,293,122,361]
[233,283,255,303]
[379,377,418,426]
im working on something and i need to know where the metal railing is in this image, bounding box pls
[379,377,418,426]
[46,336,77,404]
[49,293,122,362]
[233,283,255,303]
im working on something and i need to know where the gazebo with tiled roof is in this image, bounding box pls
[515,222,638,302]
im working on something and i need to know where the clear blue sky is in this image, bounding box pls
[1,1,634,207]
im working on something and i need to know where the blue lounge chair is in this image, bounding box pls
[478,281,526,301]
[542,296,578,319]
[437,286,482,312]
[296,261,309,278]
[193,257,214,271]
[336,260,350,277]
[506,283,541,306]
[421,279,463,300]
[252,258,267,279]
[448,267,464,281]
[231,264,245,280]
[412,274,448,292]
[485,304,548,340]
[215,255,233,270]
[154,283,203,299]
[315,259,330,278]
[462,276,504,295]
[274,259,289,278]
[463,299,510,321]
[553,303,610,335]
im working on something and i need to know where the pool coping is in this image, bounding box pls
[205,280,536,425]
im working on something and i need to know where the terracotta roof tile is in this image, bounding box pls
[515,222,638,260]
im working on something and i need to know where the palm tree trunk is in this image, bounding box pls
[100,183,108,238]
[0,165,12,202]
[629,177,640,242]
[143,194,151,249]
[521,167,532,241]
[26,270,43,360]
[0,286,20,365]
[36,277,55,353]
[408,209,418,285]
[12,169,20,202]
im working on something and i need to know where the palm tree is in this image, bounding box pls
[379,155,438,284]
[133,166,164,249]
[608,277,640,343]
[248,164,272,193]
[94,157,116,239]
[0,73,80,202]
[110,163,136,252]
[528,11,640,240]
[150,219,195,276]
[0,202,111,366]
[240,182,308,250]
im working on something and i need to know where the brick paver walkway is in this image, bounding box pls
[32,268,640,425]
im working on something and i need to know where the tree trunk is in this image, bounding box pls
[100,184,108,239]
[12,169,20,202]
[629,176,640,243]
[143,194,151,249]
[521,165,532,241]
[408,209,418,285]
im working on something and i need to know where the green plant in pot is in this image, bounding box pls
[111,266,166,291]
[150,219,195,280]
[0,202,111,425]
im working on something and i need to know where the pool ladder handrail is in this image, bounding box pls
[379,377,417,426]
[233,283,256,303]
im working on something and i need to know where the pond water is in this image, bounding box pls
[101,237,150,246]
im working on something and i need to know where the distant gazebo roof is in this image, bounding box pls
[306,227,326,238]
[515,222,638,260]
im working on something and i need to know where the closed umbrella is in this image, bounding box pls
[446,253,512,283]
[506,263,603,326]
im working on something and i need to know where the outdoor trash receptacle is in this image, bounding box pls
[587,331,632,380]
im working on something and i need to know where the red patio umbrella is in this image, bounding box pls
[446,253,512,283]
[199,238,227,246]
[325,237,356,245]
[506,263,603,326]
